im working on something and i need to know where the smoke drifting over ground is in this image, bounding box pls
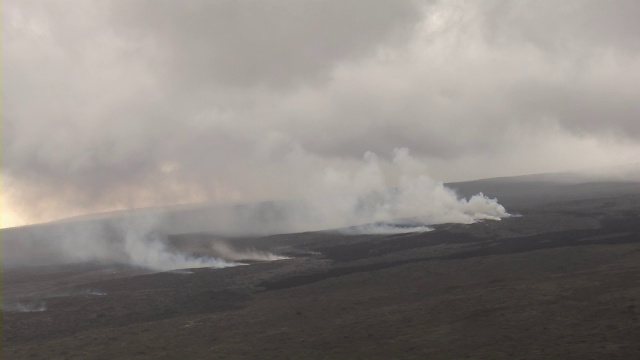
[3,148,508,271]
[210,242,290,262]
[2,214,244,271]
[342,223,434,235]
[117,215,241,271]
[47,289,108,298]
[1,301,47,313]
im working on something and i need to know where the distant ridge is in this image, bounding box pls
[453,162,640,184]
[5,163,640,231]
[447,162,640,208]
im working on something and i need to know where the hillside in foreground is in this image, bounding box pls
[3,170,640,359]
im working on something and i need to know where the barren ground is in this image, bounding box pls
[3,193,640,359]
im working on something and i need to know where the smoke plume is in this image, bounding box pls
[2,148,509,270]
[2,213,254,271]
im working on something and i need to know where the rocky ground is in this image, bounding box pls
[3,192,640,359]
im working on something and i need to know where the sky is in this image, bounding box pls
[3,0,640,228]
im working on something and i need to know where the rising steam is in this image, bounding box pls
[118,215,241,271]
[1,214,244,271]
[2,148,508,270]
[293,148,509,232]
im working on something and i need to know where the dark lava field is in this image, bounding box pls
[3,177,640,359]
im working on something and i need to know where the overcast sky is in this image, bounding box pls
[3,0,640,227]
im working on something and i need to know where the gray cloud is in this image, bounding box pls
[2,0,640,226]
[111,0,424,89]
[480,0,640,53]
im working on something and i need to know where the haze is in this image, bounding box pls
[3,0,640,228]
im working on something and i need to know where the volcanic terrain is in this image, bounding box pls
[3,174,640,359]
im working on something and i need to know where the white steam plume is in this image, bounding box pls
[118,214,240,271]
[1,213,241,271]
[292,148,509,232]
[2,148,508,269]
